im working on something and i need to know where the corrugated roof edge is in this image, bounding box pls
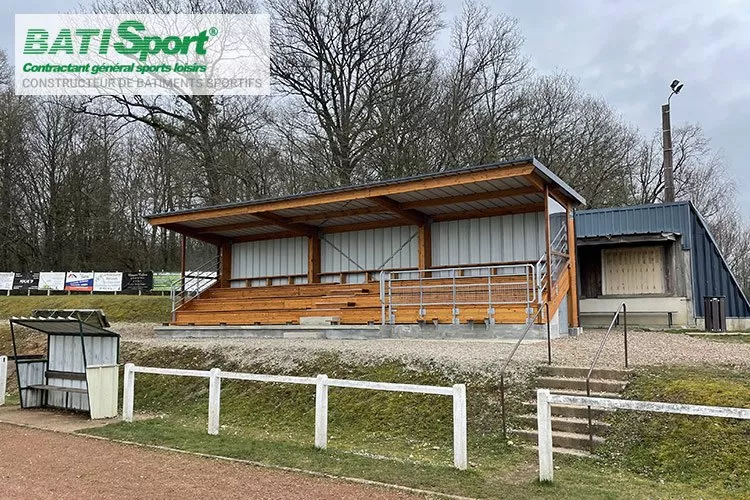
[576,200,690,215]
[688,201,750,313]
[145,156,586,220]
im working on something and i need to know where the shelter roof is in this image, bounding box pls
[146,157,585,242]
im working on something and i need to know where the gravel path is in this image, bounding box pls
[112,323,750,374]
[0,424,418,500]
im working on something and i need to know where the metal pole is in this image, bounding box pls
[623,303,629,368]
[500,373,506,440]
[180,234,187,293]
[546,302,552,366]
[662,103,675,202]
[587,378,593,452]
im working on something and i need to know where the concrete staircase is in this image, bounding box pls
[512,365,632,456]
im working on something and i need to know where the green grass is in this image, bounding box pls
[688,334,750,344]
[597,366,750,494]
[0,295,170,323]
[74,343,736,498]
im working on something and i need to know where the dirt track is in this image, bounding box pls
[0,424,419,500]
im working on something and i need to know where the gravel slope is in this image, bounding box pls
[112,323,750,374]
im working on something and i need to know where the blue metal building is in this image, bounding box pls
[575,201,750,328]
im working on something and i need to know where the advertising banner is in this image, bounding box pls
[38,271,66,291]
[15,14,270,96]
[65,271,94,291]
[121,271,153,292]
[0,272,14,290]
[151,272,180,292]
[93,272,123,292]
[12,272,39,290]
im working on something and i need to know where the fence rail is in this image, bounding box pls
[122,363,468,470]
[536,389,750,482]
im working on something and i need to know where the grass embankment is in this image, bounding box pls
[0,295,171,323]
[79,343,721,498]
[598,366,750,495]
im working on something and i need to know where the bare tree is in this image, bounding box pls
[268,0,442,184]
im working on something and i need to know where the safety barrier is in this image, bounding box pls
[122,363,468,469]
[536,389,750,482]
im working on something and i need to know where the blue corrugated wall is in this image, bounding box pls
[575,202,750,318]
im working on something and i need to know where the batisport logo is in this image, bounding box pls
[23,20,217,62]
[14,14,270,96]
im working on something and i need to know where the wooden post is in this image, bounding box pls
[208,368,221,435]
[567,204,580,327]
[544,185,552,302]
[220,241,232,288]
[0,355,6,406]
[537,389,554,482]
[308,234,321,283]
[418,223,432,270]
[314,374,328,448]
[452,384,468,470]
[122,363,135,422]
[180,234,186,292]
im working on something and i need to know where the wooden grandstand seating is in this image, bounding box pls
[171,277,560,327]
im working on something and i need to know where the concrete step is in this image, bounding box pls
[536,376,627,393]
[512,428,605,452]
[523,402,610,420]
[516,414,610,435]
[538,365,632,381]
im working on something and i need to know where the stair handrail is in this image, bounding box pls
[170,254,221,321]
[585,302,628,451]
[500,301,551,440]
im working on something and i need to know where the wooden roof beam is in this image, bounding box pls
[251,212,318,238]
[194,219,268,234]
[400,185,540,209]
[432,202,545,222]
[370,196,428,226]
[163,223,226,245]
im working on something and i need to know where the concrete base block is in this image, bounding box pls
[568,327,584,337]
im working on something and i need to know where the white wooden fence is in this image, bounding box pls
[122,363,468,469]
[0,355,6,406]
[536,389,750,482]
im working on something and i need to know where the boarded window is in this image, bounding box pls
[602,246,665,295]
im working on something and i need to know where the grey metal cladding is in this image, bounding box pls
[575,202,750,318]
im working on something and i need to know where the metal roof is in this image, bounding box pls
[146,157,586,241]
[575,202,750,318]
[9,317,120,337]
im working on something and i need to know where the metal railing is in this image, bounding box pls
[170,255,220,321]
[585,302,628,451]
[380,263,540,325]
[500,302,551,440]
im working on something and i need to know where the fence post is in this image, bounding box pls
[123,363,135,422]
[0,355,7,406]
[537,389,554,482]
[314,374,329,449]
[208,368,221,435]
[452,384,468,470]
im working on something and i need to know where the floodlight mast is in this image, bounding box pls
[662,79,683,203]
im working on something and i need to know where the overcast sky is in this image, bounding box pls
[3,0,749,214]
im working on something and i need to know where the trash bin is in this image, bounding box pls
[704,296,726,332]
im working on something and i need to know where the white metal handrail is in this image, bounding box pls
[381,263,539,325]
[122,363,468,470]
[170,255,220,320]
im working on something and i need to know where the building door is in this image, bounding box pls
[602,246,665,295]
